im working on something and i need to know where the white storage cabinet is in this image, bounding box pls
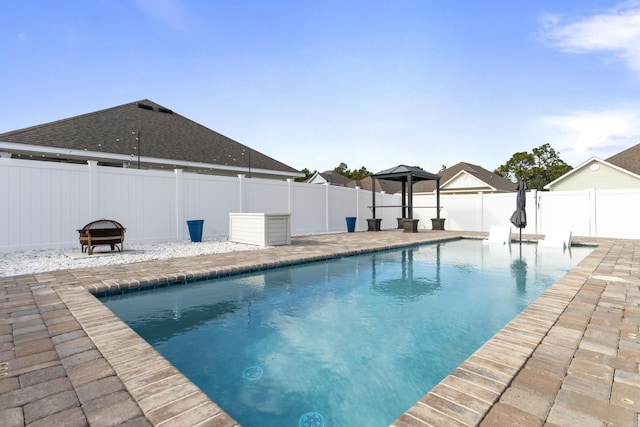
[229,213,291,247]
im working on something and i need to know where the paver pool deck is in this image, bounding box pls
[1,230,639,426]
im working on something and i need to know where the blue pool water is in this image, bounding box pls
[102,239,592,427]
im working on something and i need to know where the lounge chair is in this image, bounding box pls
[538,229,572,249]
[483,226,511,245]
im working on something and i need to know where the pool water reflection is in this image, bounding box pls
[102,239,592,426]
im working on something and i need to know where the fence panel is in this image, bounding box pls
[328,186,359,232]
[537,190,591,237]
[592,189,640,238]
[355,187,370,232]
[413,194,472,232]
[183,174,239,238]
[291,182,326,235]
[95,168,176,242]
[0,159,90,248]
[245,178,289,214]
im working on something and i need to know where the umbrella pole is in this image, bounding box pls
[519,228,522,244]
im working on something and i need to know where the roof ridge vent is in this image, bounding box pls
[158,107,173,114]
[137,102,154,111]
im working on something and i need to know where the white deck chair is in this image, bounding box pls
[483,226,511,245]
[538,229,572,249]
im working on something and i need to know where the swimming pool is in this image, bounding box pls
[102,239,593,426]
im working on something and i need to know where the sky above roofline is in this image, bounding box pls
[2,1,640,174]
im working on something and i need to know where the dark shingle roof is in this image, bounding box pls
[319,171,352,186]
[345,176,403,193]
[0,99,300,178]
[413,162,516,193]
[606,143,640,175]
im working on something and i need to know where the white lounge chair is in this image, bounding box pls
[538,229,572,249]
[483,226,511,245]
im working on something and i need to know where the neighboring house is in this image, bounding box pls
[0,99,303,180]
[306,170,352,186]
[544,143,640,191]
[345,176,403,194]
[412,162,516,194]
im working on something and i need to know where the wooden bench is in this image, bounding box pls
[78,219,126,255]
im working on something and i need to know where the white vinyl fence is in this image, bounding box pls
[412,189,640,239]
[1,157,639,250]
[0,158,401,249]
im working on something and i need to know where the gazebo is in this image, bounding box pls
[369,165,443,232]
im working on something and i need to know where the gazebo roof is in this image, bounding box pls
[372,165,440,182]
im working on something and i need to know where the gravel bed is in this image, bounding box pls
[0,237,263,277]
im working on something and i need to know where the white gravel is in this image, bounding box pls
[0,237,264,277]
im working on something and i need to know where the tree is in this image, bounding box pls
[494,152,535,182]
[495,143,572,190]
[332,163,370,180]
[333,162,349,175]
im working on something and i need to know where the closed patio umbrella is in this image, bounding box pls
[510,180,528,243]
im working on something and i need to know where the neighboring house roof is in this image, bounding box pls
[0,99,302,179]
[605,142,640,174]
[306,170,351,186]
[413,162,516,194]
[544,156,640,191]
[345,176,403,193]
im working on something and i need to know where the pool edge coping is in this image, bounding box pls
[4,231,637,426]
[54,234,614,426]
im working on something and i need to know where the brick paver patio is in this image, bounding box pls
[1,230,639,426]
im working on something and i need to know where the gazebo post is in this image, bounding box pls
[367,176,381,231]
[401,181,406,218]
[371,176,376,219]
[408,174,413,219]
[436,178,441,219]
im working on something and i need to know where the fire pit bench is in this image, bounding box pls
[78,219,126,255]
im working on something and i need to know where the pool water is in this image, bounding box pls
[102,239,592,427]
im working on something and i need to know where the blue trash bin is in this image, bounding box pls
[346,217,356,232]
[186,219,204,242]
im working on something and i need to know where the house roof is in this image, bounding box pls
[306,170,352,186]
[413,162,516,193]
[605,143,640,174]
[345,176,403,193]
[0,99,302,179]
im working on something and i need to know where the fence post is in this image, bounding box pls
[238,174,246,213]
[287,179,293,213]
[87,161,99,220]
[325,182,330,232]
[477,192,484,232]
[287,178,294,234]
[175,169,184,240]
[531,190,538,235]
[356,186,361,231]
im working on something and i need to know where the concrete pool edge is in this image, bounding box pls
[391,242,621,426]
[1,231,638,426]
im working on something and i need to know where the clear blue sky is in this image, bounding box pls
[2,0,640,174]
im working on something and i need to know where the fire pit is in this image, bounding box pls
[78,219,126,255]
